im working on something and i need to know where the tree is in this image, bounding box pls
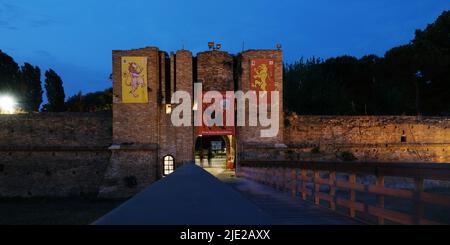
[44,69,66,112]
[65,88,112,112]
[382,44,417,115]
[20,63,43,112]
[412,10,450,115]
[283,11,450,116]
[0,50,21,95]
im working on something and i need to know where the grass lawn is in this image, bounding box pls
[0,198,126,225]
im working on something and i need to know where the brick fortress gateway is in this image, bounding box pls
[1,45,450,199]
[106,46,284,198]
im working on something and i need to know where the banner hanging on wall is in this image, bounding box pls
[121,56,148,103]
[250,58,275,104]
[197,92,235,136]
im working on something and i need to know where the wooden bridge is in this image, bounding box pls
[95,161,450,225]
[239,160,450,225]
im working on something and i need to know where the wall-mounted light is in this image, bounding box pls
[216,43,222,50]
[192,101,199,111]
[165,104,172,114]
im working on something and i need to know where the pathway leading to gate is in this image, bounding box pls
[214,168,362,225]
[95,164,362,225]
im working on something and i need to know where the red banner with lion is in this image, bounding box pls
[250,59,275,104]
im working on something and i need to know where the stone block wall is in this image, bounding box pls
[0,112,111,147]
[99,148,157,199]
[275,115,450,163]
[0,113,112,197]
[285,115,450,145]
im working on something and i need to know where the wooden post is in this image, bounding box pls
[376,175,385,225]
[329,171,336,211]
[349,173,357,218]
[291,169,297,197]
[301,169,307,200]
[314,170,320,205]
[414,177,424,225]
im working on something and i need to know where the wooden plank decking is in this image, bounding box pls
[217,170,362,225]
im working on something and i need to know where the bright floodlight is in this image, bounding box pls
[0,95,16,114]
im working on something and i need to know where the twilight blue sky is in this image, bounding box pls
[0,0,449,98]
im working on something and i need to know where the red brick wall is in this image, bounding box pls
[197,50,234,91]
[237,50,284,145]
[174,50,194,164]
[104,47,161,198]
[112,47,160,144]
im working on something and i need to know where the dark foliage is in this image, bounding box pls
[284,11,450,116]
[0,50,21,95]
[65,88,112,112]
[20,63,43,112]
[43,69,66,112]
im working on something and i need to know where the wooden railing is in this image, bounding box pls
[238,160,450,225]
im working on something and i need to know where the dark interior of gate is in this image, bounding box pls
[194,135,236,175]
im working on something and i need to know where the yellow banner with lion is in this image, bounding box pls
[121,56,148,103]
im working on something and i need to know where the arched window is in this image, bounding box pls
[163,155,174,176]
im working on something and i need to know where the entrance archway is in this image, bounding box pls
[195,135,236,176]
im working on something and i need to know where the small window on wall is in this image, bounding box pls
[163,155,174,176]
[401,130,407,143]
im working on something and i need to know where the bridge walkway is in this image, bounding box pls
[213,168,362,225]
